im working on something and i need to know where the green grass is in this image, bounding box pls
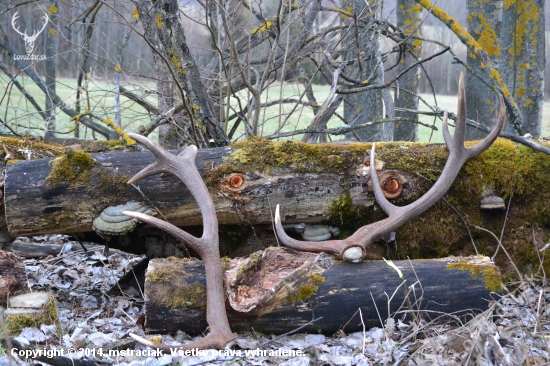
[0,74,547,143]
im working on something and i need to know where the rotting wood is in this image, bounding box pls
[4,292,61,335]
[0,250,28,306]
[144,247,500,335]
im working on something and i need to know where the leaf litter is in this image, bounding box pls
[1,234,549,365]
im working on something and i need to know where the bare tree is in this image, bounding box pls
[465,0,502,140]
[393,0,422,142]
[44,0,58,140]
[500,0,545,136]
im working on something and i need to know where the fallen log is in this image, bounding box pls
[4,141,416,237]
[0,250,28,306]
[143,247,501,335]
[5,138,550,267]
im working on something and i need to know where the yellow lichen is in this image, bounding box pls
[49,28,56,36]
[132,7,139,20]
[101,118,136,145]
[155,13,162,29]
[447,261,502,293]
[49,5,57,14]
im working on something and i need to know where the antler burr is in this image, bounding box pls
[275,72,506,261]
[124,134,237,350]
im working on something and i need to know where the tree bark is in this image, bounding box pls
[343,0,384,142]
[44,0,59,141]
[3,145,413,236]
[500,0,545,136]
[143,248,500,335]
[152,0,229,147]
[465,0,502,140]
[394,0,422,142]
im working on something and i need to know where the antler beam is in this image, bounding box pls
[275,72,506,261]
[124,134,237,351]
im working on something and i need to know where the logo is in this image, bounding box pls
[11,11,48,60]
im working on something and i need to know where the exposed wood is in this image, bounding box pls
[144,247,500,335]
[4,292,60,334]
[0,250,28,306]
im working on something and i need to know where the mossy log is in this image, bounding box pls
[143,247,500,335]
[4,292,61,334]
[5,138,550,275]
[0,250,28,306]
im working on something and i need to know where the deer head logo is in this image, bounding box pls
[11,11,49,55]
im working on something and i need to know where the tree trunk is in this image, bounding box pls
[134,0,190,148]
[344,0,384,142]
[393,0,422,142]
[500,0,545,136]
[465,0,502,140]
[152,0,229,147]
[143,248,500,335]
[44,0,59,141]
[0,250,28,307]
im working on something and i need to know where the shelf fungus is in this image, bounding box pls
[283,223,340,241]
[480,196,505,210]
[93,201,155,239]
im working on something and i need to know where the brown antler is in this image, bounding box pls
[123,134,237,350]
[275,72,506,261]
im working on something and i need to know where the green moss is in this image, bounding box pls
[447,260,502,292]
[46,150,96,188]
[146,269,171,283]
[146,258,207,310]
[206,138,550,276]
[105,139,127,148]
[221,256,231,272]
[287,273,325,303]
[164,282,206,310]
[5,294,61,335]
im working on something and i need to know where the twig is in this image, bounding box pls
[491,195,512,261]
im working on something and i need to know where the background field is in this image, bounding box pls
[0,75,548,143]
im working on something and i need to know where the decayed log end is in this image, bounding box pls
[144,248,501,335]
[4,292,61,335]
[0,250,28,306]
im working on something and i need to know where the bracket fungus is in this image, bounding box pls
[283,223,340,241]
[92,201,155,239]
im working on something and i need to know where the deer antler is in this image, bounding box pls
[29,14,49,41]
[275,72,506,261]
[11,12,26,38]
[124,134,237,350]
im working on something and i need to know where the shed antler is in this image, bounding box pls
[275,72,506,261]
[124,134,237,350]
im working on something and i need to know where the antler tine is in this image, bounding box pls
[274,205,348,255]
[452,72,467,149]
[123,135,237,351]
[122,211,203,252]
[127,133,175,184]
[441,111,452,150]
[465,94,506,158]
[31,14,49,39]
[369,143,397,216]
[11,12,25,37]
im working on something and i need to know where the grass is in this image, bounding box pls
[0,74,548,143]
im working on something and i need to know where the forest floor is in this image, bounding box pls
[1,235,549,365]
